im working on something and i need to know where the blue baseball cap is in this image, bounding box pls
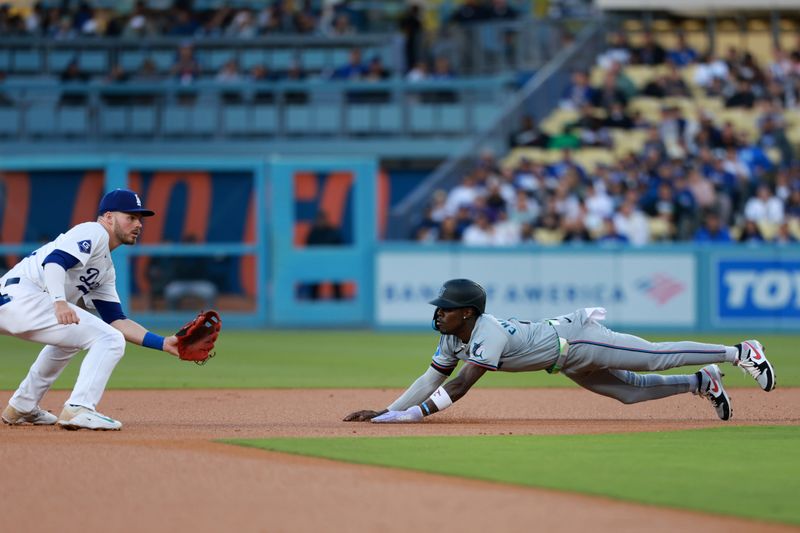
[97,188,155,217]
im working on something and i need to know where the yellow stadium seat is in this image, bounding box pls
[623,65,662,88]
[571,148,615,172]
[540,108,579,136]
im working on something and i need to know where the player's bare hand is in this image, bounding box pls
[162,335,180,357]
[343,409,386,422]
[54,301,79,325]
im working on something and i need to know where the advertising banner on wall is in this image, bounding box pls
[376,251,696,328]
[713,257,800,326]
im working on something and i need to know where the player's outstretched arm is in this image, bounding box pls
[344,366,447,422]
[110,318,179,356]
[371,364,487,423]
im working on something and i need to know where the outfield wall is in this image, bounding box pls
[2,156,800,332]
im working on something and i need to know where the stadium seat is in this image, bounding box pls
[473,104,499,131]
[410,104,436,133]
[346,105,372,132]
[80,50,108,73]
[439,104,466,133]
[25,103,56,136]
[100,106,127,135]
[285,105,311,133]
[376,104,401,133]
[120,50,145,72]
[151,50,175,72]
[49,50,76,73]
[223,105,250,135]
[0,108,19,136]
[270,50,294,71]
[163,105,191,135]
[313,105,340,134]
[209,50,234,71]
[252,105,277,134]
[58,106,88,135]
[241,50,265,70]
[301,49,327,71]
[191,105,216,136]
[13,50,42,73]
[130,106,156,135]
[0,50,9,70]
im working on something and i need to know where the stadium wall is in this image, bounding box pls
[2,156,799,332]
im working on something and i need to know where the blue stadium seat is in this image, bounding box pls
[241,50,265,70]
[252,105,277,134]
[347,105,372,132]
[209,50,234,71]
[191,105,216,135]
[120,51,145,72]
[376,104,402,133]
[439,104,466,133]
[301,49,327,71]
[80,50,108,73]
[13,50,42,73]
[130,106,156,135]
[410,104,436,133]
[285,105,310,133]
[0,50,9,70]
[163,105,191,135]
[58,106,88,135]
[314,105,340,134]
[270,50,294,71]
[25,104,56,136]
[48,50,76,73]
[331,49,350,68]
[0,108,20,136]
[151,50,175,72]
[223,105,249,135]
[473,104,499,130]
[100,106,127,135]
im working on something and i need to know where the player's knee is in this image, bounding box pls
[101,328,127,355]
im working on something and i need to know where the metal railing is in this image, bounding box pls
[0,76,517,141]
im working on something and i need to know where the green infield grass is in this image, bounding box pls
[0,330,798,389]
[228,425,800,525]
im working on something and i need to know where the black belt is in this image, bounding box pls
[4,277,20,287]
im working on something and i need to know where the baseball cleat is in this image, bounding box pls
[735,340,776,392]
[2,404,58,426]
[696,364,732,421]
[57,404,122,431]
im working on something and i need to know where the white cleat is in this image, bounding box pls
[735,340,776,392]
[57,404,122,431]
[2,404,58,426]
[696,364,732,421]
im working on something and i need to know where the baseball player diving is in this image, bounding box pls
[344,279,776,424]
[1,188,180,430]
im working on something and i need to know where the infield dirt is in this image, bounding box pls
[2,388,798,533]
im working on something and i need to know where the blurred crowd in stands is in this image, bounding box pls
[414,28,800,246]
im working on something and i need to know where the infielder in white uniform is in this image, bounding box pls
[1,188,180,430]
[344,279,776,424]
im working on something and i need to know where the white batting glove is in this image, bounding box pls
[371,406,423,423]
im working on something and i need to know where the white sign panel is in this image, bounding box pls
[376,251,695,327]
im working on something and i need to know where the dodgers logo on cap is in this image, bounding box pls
[97,188,155,217]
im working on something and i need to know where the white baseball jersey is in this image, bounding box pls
[431,313,560,374]
[9,221,120,306]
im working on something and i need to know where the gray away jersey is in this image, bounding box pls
[431,313,561,375]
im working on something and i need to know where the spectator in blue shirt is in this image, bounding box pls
[694,210,732,242]
[667,34,698,67]
[330,48,368,80]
